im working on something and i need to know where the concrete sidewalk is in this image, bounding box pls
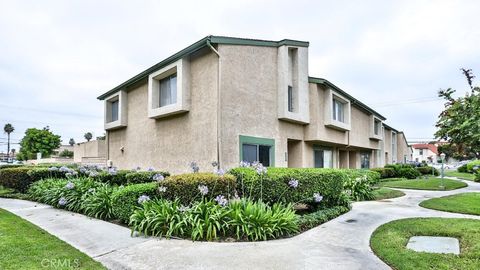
[1,177,479,270]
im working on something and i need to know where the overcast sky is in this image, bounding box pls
[1,0,479,153]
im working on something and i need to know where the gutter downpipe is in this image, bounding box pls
[207,40,222,169]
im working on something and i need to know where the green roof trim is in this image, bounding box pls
[308,77,387,121]
[97,35,309,100]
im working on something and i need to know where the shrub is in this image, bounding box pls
[111,182,158,223]
[27,168,69,181]
[397,167,421,179]
[475,172,480,182]
[370,168,395,179]
[342,170,379,201]
[82,184,118,220]
[91,170,131,185]
[0,164,27,170]
[416,166,439,176]
[229,168,346,207]
[58,149,74,158]
[297,205,351,231]
[458,164,468,173]
[125,171,170,184]
[467,160,480,173]
[0,167,33,192]
[160,173,236,205]
[28,178,68,205]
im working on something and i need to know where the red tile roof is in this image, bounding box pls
[412,143,438,155]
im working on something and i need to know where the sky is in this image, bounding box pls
[1,0,479,153]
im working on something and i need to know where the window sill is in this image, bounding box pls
[105,120,127,130]
[148,103,189,119]
[370,134,383,140]
[325,119,351,131]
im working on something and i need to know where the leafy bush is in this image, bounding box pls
[28,178,67,205]
[111,182,158,223]
[416,166,439,176]
[90,170,131,185]
[475,172,480,182]
[297,205,351,231]
[397,167,421,179]
[0,164,27,170]
[58,149,74,158]
[27,168,69,181]
[467,160,480,173]
[0,167,33,192]
[130,198,298,241]
[82,184,117,220]
[370,168,395,179]
[343,174,375,201]
[160,173,236,205]
[229,168,346,207]
[458,164,468,173]
[125,171,170,184]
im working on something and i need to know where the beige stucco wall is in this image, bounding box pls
[73,140,106,163]
[396,132,411,162]
[106,48,219,174]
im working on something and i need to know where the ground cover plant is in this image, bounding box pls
[419,192,480,215]
[380,177,467,191]
[0,208,105,270]
[370,218,480,270]
[369,187,405,200]
[444,170,476,181]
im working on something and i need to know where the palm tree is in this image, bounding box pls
[3,123,14,161]
[69,138,75,146]
[84,132,93,142]
[11,149,15,159]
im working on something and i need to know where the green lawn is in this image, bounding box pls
[444,171,476,181]
[380,177,467,191]
[369,187,405,200]
[0,208,105,270]
[0,185,29,200]
[420,193,480,215]
[371,218,480,270]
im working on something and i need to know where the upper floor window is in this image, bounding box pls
[419,149,424,155]
[374,119,381,135]
[106,98,119,123]
[159,74,177,107]
[287,85,294,112]
[104,90,127,130]
[332,98,345,123]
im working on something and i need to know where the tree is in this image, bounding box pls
[3,123,14,160]
[84,132,93,142]
[435,68,480,159]
[18,127,61,160]
[69,138,75,146]
[59,149,74,158]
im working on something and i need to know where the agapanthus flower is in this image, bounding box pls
[89,171,98,177]
[215,195,228,206]
[71,171,78,176]
[255,164,267,175]
[190,161,200,173]
[152,173,164,181]
[65,182,75,190]
[211,161,218,167]
[214,168,225,176]
[198,184,209,195]
[79,167,87,174]
[158,186,167,192]
[179,205,190,212]
[48,167,59,172]
[138,195,150,204]
[288,179,299,188]
[58,197,67,206]
[147,167,155,172]
[108,168,117,175]
[65,172,73,178]
[239,161,250,167]
[313,193,323,203]
[59,166,70,172]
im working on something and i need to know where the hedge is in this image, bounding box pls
[370,168,395,179]
[416,166,439,176]
[458,164,468,173]
[467,160,480,173]
[229,168,347,207]
[159,173,236,205]
[125,171,170,184]
[90,170,170,185]
[0,167,33,192]
[0,164,27,170]
[397,167,421,179]
[27,168,69,181]
[111,182,159,223]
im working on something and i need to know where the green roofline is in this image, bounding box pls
[308,77,387,121]
[97,35,309,100]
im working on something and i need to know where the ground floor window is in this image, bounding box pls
[314,147,333,168]
[239,135,275,166]
[360,152,370,169]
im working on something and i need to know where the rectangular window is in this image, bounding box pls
[314,148,333,168]
[374,120,381,135]
[287,85,293,112]
[110,100,119,122]
[419,149,423,155]
[241,144,271,166]
[361,152,370,169]
[392,132,397,162]
[159,74,177,107]
[333,99,345,123]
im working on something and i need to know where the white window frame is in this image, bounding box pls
[104,90,127,130]
[148,58,190,119]
[324,89,351,131]
[369,115,383,140]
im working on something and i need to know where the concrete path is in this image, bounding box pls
[1,177,480,270]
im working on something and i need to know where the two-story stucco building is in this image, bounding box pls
[97,36,411,174]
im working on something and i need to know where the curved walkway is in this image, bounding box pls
[1,177,479,270]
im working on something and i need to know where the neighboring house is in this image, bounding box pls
[73,140,106,165]
[97,36,410,174]
[412,143,438,163]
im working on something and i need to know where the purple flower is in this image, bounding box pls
[190,162,200,173]
[58,197,67,206]
[215,195,228,207]
[65,172,73,178]
[138,195,150,204]
[239,161,250,167]
[214,168,225,176]
[313,193,323,203]
[198,185,209,196]
[147,167,155,172]
[48,167,59,172]
[89,171,98,177]
[65,182,75,190]
[108,168,117,175]
[59,166,69,172]
[152,173,164,181]
[288,179,299,188]
[158,186,167,192]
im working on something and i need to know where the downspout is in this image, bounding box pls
[207,40,222,169]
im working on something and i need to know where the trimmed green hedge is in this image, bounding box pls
[0,164,27,170]
[159,173,236,205]
[371,168,395,179]
[458,164,468,173]
[398,167,421,179]
[27,168,69,181]
[125,171,170,184]
[90,170,170,185]
[229,168,347,207]
[416,166,439,176]
[467,160,480,173]
[111,182,159,223]
[0,168,33,192]
[298,205,351,231]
